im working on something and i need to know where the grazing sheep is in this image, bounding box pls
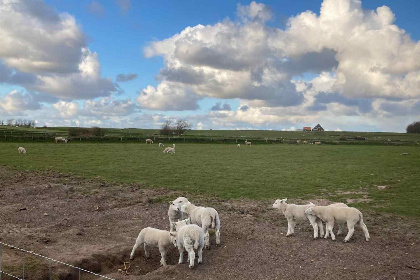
[305,206,370,242]
[146,139,153,144]
[54,137,68,143]
[168,202,183,231]
[17,147,27,155]
[237,144,240,147]
[159,143,164,147]
[245,140,251,146]
[272,199,324,238]
[181,202,221,249]
[314,141,321,145]
[172,219,205,269]
[303,141,308,144]
[130,227,176,266]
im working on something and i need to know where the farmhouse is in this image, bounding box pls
[312,124,324,131]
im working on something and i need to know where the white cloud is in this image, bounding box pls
[137,81,202,111]
[0,0,118,100]
[81,97,139,116]
[0,90,42,112]
[53,101,79,117]
[88,1,105,18]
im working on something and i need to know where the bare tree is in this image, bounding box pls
[175,119,192,136]
[160,119,173,135]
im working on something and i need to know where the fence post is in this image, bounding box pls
[0,243,2,280]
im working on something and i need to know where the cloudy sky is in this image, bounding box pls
[0,0,419,132]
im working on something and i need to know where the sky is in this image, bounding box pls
[0,0,419,132]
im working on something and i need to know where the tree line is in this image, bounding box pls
[0,119,36,127]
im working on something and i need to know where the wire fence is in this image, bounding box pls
[0,241,115,280]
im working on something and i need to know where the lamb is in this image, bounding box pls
[164,144,176,154]
[168,202,183,231]
[328,202,349,236]
[305,206,370,242]
[181,201,221,249]
[18,147,27,155]
[245,140,251,146]
[130,227,176,266]
[237,144,240,147]
[272,199,324,238]
[54,137,68,143]
[159,143,164,147]
[314,141,321,145]
[145,139,153,144]
[172,219,205,269]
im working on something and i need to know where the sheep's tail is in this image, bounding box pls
[358,212,370,241]
[194,238,199,250]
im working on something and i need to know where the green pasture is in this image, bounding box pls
[0,142,419,217]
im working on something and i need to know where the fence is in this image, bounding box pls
[0,241,115,280]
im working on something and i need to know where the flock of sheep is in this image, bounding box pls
[129,196,370,269]
[130,197,221,269]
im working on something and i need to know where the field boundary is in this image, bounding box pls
[0,241,115,280]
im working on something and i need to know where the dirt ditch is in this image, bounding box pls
[0,165,419,279]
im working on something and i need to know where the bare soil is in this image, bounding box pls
[0,165,419,280]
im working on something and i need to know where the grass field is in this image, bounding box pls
[1,142,419,217]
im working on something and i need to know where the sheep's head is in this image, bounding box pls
[169,232,177,247]
[180,202,192,213]
[174,218,190,231]
[305,207,315,215]
[169,202,180,212]
[173,197,189,206]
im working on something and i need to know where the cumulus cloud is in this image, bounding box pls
[116,73,138,82]
[81,97,139,116]
[137,81,202,111]
[0,0,118,99]
[141,0,419,118]
[0,90,42,112]
[53,101,79,117]
[211,102,232,111]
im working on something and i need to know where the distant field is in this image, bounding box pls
[1,142,419,217]
[1,125,420,145]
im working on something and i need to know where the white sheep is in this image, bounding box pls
[159,143,164,147]
[305,206,370,242]
[54,137,68,143]
[245,140,251,146]
[237,144,240,147]
[314,141,321,145]
[272,199,324,238]
[164,144,176,154]
[18,147,27,155]
[168,202,183,231]
[172,219,205,269]
[130,227,176,266]
[146,139,153,144]
[328,202,349,236]
[181,201,221,249]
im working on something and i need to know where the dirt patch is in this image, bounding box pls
[0,166,419,280]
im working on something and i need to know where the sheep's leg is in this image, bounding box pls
[129,237,143,259]
[290,220,296,234]
[324,222,329,239]
[286,219,293,236]
[327,220,335,240]
[216,228,221,245]
[187,248,195,269]
[203,226,210,249]
[159,247,167,266]
[307,215,318,239]
[317,218,324,237]
[359,221,370,241]
[198,246,203,264]
[344,221,356,242]
[144,244,150,258]
[178,246,184,264]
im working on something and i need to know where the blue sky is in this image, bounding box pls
[1,0,419,131]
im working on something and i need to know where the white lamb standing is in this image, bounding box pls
[245,140,251,146]
[159,143,164,147]
[180,201,221,249]
[237,144,240,147]
[327,202,349,236]
[272,199,324,238]
[18,147,27,155]
[130,227,176,266]
[305,206,370,242]
[168,202,183,231]
[172,219,205,269]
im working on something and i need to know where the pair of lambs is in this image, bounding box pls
[130,196,220,269]
[273,199,370,242]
